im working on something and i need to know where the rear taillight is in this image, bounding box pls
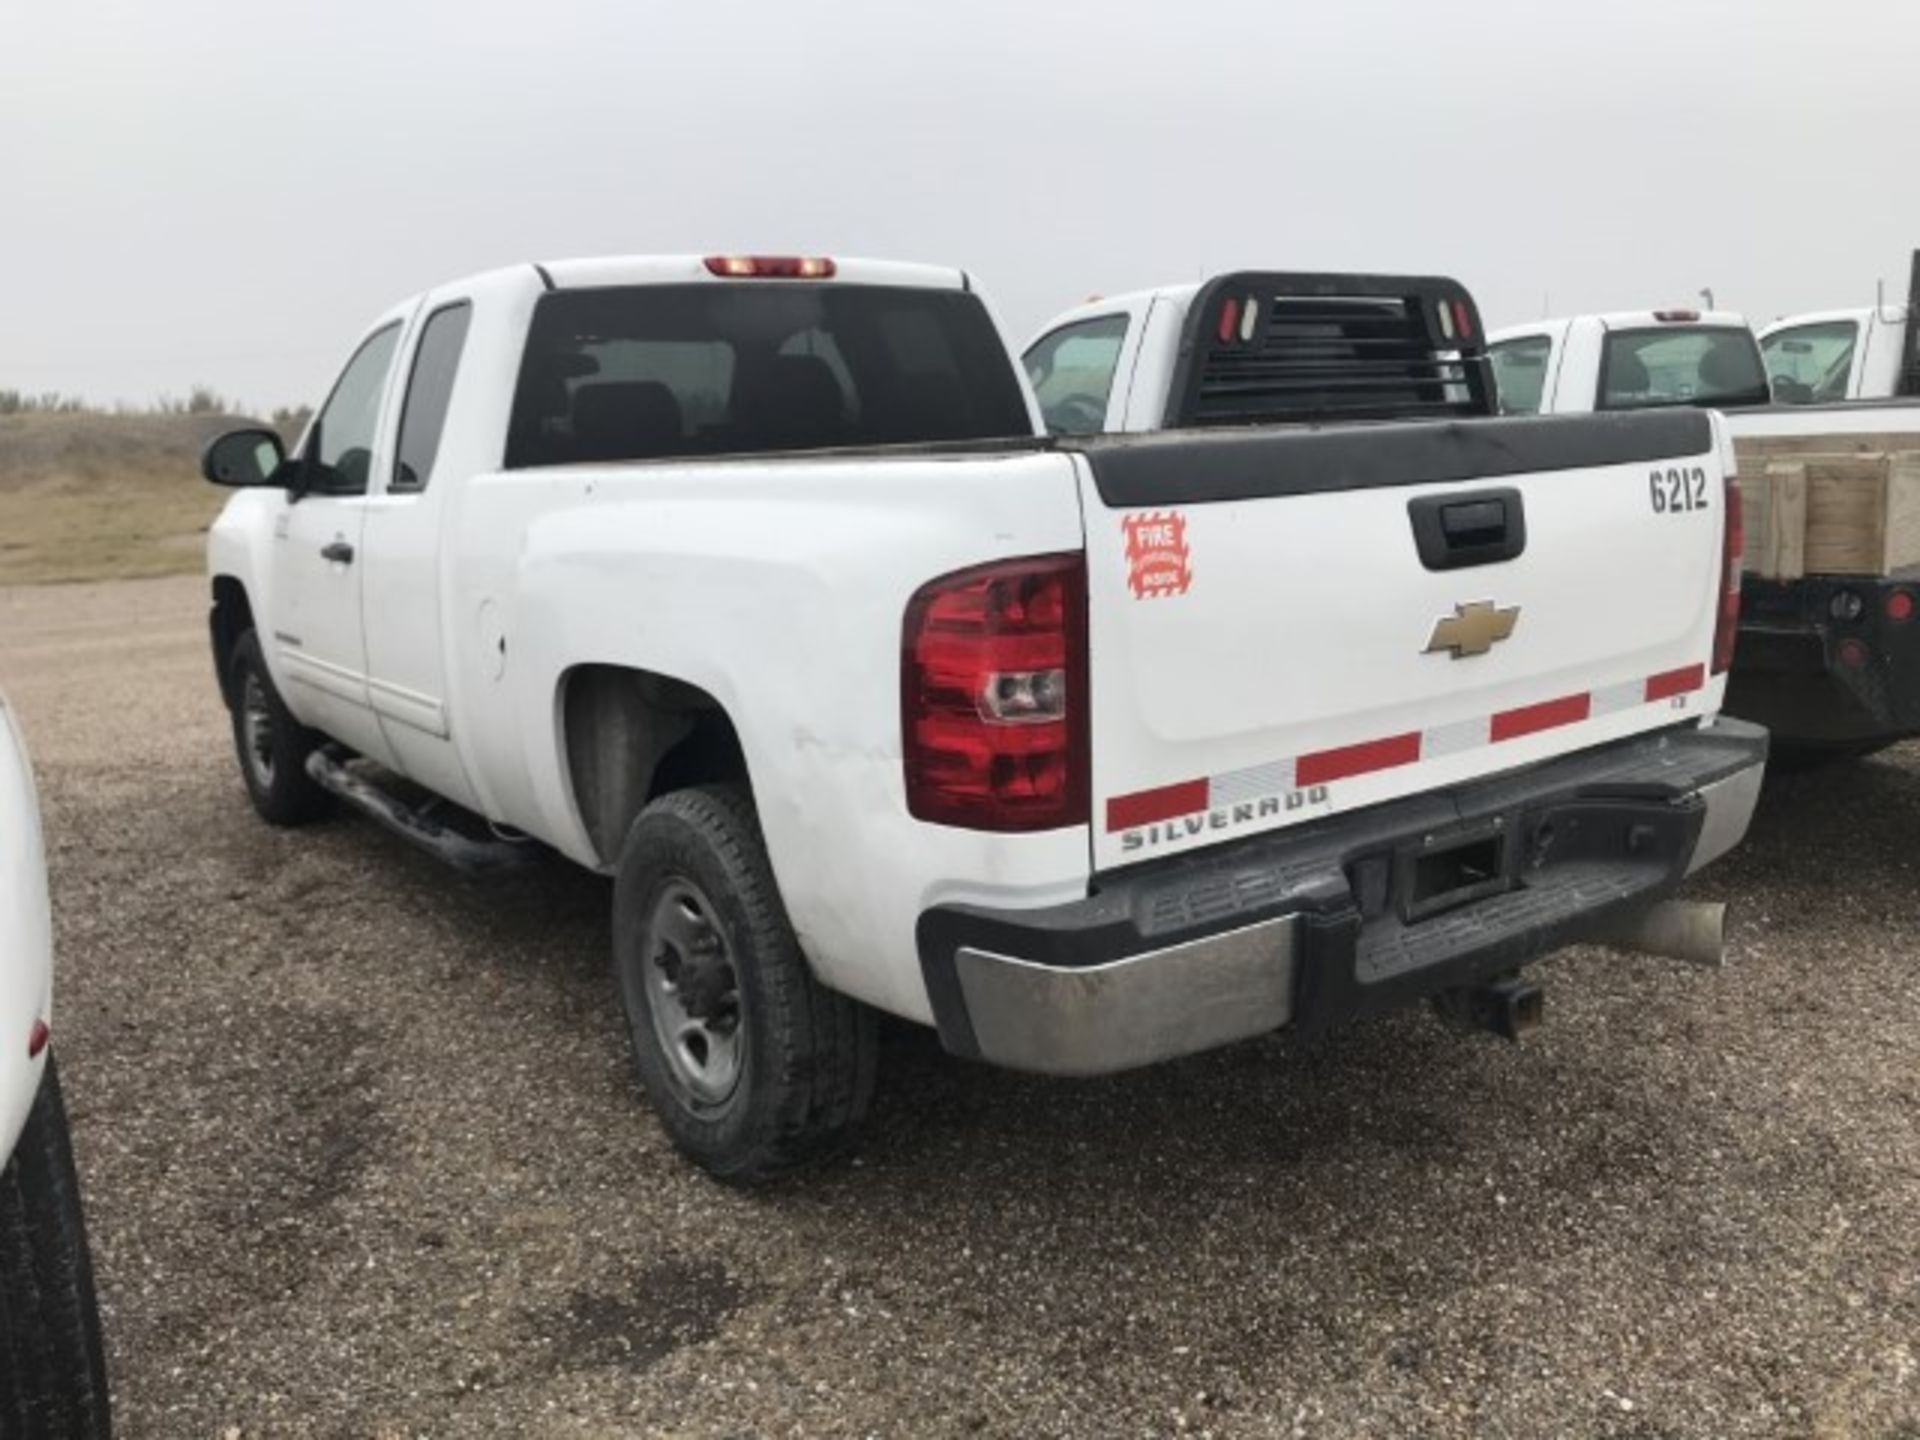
[902,554,1089,831]
[1712,475,1744,674]
[1216,298,1241,345]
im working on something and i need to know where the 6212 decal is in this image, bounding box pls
[1649,466,1709,514]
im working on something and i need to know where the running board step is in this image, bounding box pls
[305,747,541,874]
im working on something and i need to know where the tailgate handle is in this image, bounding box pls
[1408,488,1526,571]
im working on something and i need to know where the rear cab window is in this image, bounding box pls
[1490,335,1553,415]
[392,302,473,491]
[1598,326,1770,411]
[1761,320,1858,404]
[1022,315,1130,435]
[505,283,1032,467]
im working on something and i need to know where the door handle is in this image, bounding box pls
[320,539,355,565]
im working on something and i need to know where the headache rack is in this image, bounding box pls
[1165,271,1496,428]
[1898,248,1920,400]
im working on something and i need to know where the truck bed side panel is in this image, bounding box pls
[439,450,1090,1022]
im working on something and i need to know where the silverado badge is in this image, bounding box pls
[1424,600,1519,659]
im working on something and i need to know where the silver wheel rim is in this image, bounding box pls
[641,879,743,1107]
[241,672,276,788]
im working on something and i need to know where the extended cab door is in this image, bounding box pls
[357,294,482,810]
[270,315,407,763]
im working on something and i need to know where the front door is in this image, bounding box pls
[271,320,404,761]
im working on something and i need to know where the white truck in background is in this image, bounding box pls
[1757,251,1920,404]
[1484,310,1773,418]
[200,256,1764,1183]
[1025,270,1501,433]
[0,694,111,1435]
[1484,299,1920,757]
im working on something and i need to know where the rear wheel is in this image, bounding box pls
[613,786,877,1184]
[0,1056,112,1438]
[226,629,332,826]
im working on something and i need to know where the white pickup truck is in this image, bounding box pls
[0,695,111,1433]
[1757,252,1920,405]
[1484,309,1773,418]
[1482,302,1920,754]
[203,256,1765,1182]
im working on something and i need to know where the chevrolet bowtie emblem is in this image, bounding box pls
[1424,600,1520,659]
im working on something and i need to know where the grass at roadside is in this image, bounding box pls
[0,413,244,586]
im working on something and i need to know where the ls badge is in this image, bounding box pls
[1424,600,1519,659]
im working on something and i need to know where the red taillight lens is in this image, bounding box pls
[27,1018,48,1059]
[1712,475,1744,674]
[1217,298,1241,345]
[1887,589,1914,623]
[1451,299,1474,341]
[902,554,1089,831]
[702,255,836,279]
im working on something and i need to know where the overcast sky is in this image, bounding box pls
[3,0,1916,411]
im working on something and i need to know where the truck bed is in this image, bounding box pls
[1730,400,1920,580]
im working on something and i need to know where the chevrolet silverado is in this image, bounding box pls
[202,257,1766,1181]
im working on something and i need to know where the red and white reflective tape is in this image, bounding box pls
[1105,663,1705,833]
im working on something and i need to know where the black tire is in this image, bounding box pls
[0,1056,112,1438]
[226,629,332,826]
[613,786,877,1184]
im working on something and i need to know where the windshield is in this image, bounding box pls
[1761,320,1858,405]
[506,283,1033,467]
[1598,325,1770,411]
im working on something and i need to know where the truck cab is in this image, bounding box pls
[1486,311,1772,417]
[1757,251,1920,405]
[1757,307,1910,405]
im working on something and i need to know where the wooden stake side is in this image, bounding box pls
[1738,447,1920,579]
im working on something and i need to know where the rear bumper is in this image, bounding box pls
[1727,576,1920,745]
[917,718,1767,1076]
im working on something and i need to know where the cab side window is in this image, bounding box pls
[306,323,402,495]
[1022,315,1129,435]
[392,303,474,492]
[1761,321,1858,405]
[1489,336,1552,415]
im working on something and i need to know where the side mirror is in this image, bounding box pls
[201,427,287,488]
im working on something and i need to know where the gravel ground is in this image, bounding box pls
[2,574,1916,1439]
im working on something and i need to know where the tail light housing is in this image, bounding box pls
[902,554,1089,831]
[1712,475,1744,674]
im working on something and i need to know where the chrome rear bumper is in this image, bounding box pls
[919,718,1767,1077]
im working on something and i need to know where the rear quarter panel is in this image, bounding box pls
[442,450,1091,1021]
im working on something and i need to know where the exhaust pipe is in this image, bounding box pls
[1591,899,1727,969]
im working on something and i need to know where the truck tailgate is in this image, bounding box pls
[1073,411,1731,871]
